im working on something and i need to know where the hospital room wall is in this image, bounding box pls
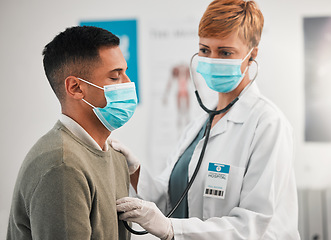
[0,0,330,237]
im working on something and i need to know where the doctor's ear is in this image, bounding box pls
[65,76,84,100]
[248,47,258,65]
[250,48,258,60]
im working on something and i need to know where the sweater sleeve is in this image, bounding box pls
[29,164,92,240]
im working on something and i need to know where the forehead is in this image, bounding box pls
[97,46,127,69]
[199,32,248,50]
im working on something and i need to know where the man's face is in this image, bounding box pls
[83,46,130,108]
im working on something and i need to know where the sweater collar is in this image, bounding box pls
[59,114,110,151]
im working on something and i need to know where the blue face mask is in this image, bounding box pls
[196,48,253,93]
[78,78,137,131]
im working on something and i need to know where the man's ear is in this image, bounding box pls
[65,76,84,100]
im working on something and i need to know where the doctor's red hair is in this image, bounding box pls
[199,0,264,49]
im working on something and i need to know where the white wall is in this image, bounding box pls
[1,0,331,238]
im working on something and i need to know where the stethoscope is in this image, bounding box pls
[122,53,258,235]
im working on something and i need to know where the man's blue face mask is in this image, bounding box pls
[78,78,137,132]
[196,48,253,93]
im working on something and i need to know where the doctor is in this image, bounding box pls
[116,0,300,239]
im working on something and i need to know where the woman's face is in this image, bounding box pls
[198,32,257,74]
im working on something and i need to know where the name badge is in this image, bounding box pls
[204,163,230,199]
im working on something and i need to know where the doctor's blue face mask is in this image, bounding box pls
[78,78,137,132]
[196,48,254,93]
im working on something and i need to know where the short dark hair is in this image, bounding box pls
[42,26,120,102]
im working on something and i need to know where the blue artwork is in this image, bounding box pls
[80,19,140,102]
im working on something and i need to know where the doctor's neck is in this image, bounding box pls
[217,79,250,109]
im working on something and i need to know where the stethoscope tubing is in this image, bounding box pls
[122,52,257,235]
[122,101,233,235]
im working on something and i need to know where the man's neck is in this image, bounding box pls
[62,110,110,151]
[80,119,110,150]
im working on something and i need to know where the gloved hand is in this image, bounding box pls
[110,139,140,175]
[117,197,174,240]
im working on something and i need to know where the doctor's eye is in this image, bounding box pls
[199,48,210,55]
[219,50,233,58]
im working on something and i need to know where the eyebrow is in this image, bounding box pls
[199,43,236,50]
[199,43,210,48]
[109,67,129,73]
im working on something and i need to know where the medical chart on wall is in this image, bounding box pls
[147,18,217,174]
[304,17,331,141]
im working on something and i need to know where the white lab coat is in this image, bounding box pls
[138,82,300,239]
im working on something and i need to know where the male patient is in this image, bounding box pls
[7,26,137,239]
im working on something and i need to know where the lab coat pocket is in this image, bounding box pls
[202,165,245,220]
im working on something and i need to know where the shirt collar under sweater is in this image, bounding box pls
[60,114,109,151]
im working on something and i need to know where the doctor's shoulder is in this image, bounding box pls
[252,94,293,133]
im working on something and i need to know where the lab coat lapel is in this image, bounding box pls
[209,115,229,139]
[208,82,261,139]
[176,114,209,158]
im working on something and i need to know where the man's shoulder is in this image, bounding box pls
[26,122,64,159]
[19,122,65,178]
[11,123,66,203]
[23,120,95,172]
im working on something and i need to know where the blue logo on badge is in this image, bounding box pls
[208,163,230,174]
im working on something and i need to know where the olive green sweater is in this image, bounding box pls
[7,121,130,240]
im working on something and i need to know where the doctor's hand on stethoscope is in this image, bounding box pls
[116,197,174,240]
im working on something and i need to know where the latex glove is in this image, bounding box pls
[117,197,174,240]
[110,139,140,174]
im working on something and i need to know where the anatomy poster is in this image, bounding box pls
[304,17,331,141]
[147,18,217,174]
